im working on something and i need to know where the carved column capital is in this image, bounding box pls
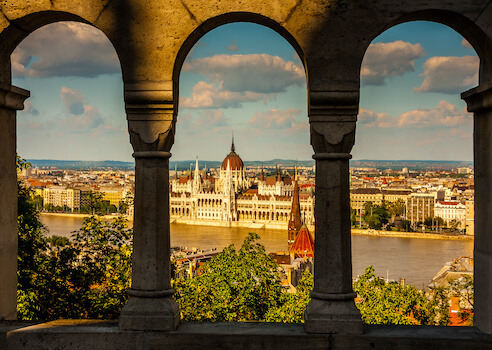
[125,82,176,153]
[309,90,358,154]
[462,82,492,113]
[0,83,30,110]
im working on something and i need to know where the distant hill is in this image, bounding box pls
[26,159,135,170]
[350,160,473,171]
[25,158,473,172]
[25,159,315,171]
[170,159,315,171]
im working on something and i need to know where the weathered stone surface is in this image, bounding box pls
[0,85,29,321]
[4,321,492,350]
[0,0,490,343]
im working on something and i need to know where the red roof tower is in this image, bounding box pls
[288,173,302,246]
[289,224,314,258]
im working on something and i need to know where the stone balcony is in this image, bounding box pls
[2,321,492,350]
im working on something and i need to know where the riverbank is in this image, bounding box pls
[351,228,473,241]
[171,217,314,232]
[40,213,473,241]
[40,212,132,221]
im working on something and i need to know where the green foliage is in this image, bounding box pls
[264,270,313,323]
[17,178,133,322]
[398,219,412,231]
[173,232,283,321]
[424,216,445,228]
[46,235,70,247]
[353,266,437,325]
[388,199,405,218]
[363,201,390,229]
[448,275,474,325]
[17,156,48,296]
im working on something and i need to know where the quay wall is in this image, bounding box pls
[351,229,473,241]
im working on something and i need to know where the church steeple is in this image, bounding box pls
[288,175,302,246]
[193,157,201,193]
[231,132,235,153]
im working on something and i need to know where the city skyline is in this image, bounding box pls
[13,21,477,162]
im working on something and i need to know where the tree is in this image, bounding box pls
[173,232,283,321]
[362,201,390,229]
[388,199,405,219]
[448,275,474,325]
[398,219,412,232]
[353,266,438,325]
[17,202,133,320]
[264,270,313,323]
[424,216,444,229]
[350,208,358,227]
[17,156,49,314]
[86,190,104,215]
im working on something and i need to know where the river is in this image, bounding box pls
[40,214,474,289]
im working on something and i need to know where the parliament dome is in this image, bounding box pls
[221,138,244,171]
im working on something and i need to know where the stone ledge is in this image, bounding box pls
[2,320,492,350]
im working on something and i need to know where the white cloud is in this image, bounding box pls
[248,109,304,129]
[358,108,394,128]
[359,100,472,129]
[461,38,473,49]
[449,128,472,139]
[12,22,120,78]
[180,81,267,109]
[414,56,479,94]
[60,87,86,115]
[361,40,425,86]
[182,54,305,93]
[177,110,230,134]
[57,87,119,134]
[397,101,472,128]
[20,100,39,116]
[195,110,229,128]
[61,105,105,131]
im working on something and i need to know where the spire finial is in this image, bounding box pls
[231,131,235,153]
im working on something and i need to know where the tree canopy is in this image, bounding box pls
[173,232,284,321]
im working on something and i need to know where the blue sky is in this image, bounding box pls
[13,21,477,162]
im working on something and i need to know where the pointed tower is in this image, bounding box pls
[289,223,314,258]
[193,157,201,194]
[173,163,178,180]
[288,173,302,246]
[260,165,265,182]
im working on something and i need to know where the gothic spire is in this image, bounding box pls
[231,131,235,153]
[288,175,302,246]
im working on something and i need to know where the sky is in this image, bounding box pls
[12,21,478,162]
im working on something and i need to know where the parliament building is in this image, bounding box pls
[169,140,315,230]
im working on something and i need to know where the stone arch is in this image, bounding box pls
[371,10,492,81]
[354,11,491,333]
[0,10,128,321]
[0,9,130,84]
[172,11,307,114]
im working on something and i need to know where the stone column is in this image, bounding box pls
[304,91,363,334]
[119,82,179,331]
[462,83,492,334]
[0,83,29,320]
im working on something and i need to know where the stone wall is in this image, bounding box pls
[0,0,491,344]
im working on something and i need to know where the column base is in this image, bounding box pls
[119,293,180,331]
[304,295,363,334]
